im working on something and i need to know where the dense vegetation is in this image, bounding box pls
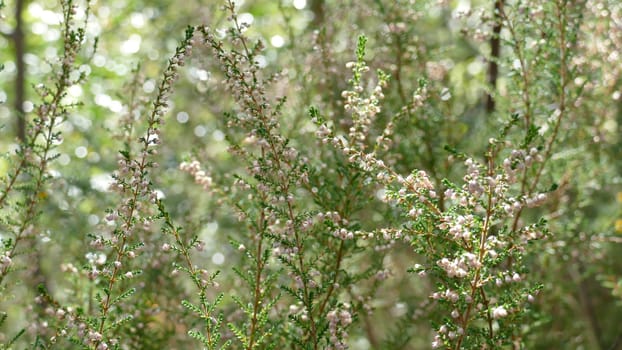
[0,0,621,349]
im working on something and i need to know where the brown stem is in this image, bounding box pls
[317,240,345,317]
[575,261,605,350]
[13,0,27,141]
[394,34,407,104]
[498,5,532,128]
[309,0,325,28]
[454,151,496,349]
[486,0,504,114]
[361,312,379,347]
[161,209,218,346]
[479,288,494,339]
[247,176,268,350]
[96,153,148,339]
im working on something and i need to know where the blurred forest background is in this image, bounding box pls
[0,0,621,349]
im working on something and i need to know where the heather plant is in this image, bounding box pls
[191,5,389,347]
[0,0,91,345]
[0,0,620,349]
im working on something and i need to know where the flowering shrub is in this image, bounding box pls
[0,0,621,349]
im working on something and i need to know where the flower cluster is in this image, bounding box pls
[179,160,213,190]
[326,306,353,350]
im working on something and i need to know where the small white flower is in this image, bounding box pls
[492,305,508,319]
[0,254,12,267]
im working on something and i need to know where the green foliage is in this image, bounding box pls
[0,0,620,349]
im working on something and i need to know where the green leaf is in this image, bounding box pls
[227,322,248,345]
[181,299,204,317]
[111,287,136,305]
[188,329,210,346]
[105,314,133,331]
